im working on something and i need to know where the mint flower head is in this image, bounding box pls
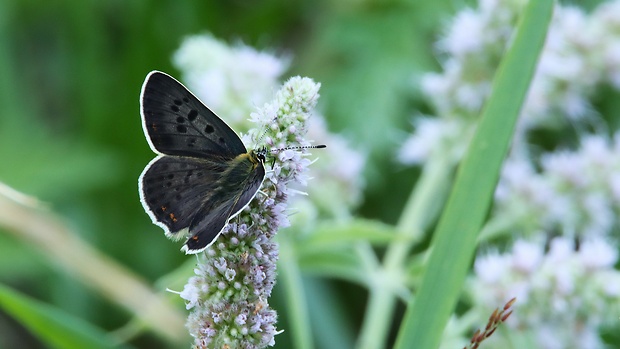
[469,237,620,349]
[495,133,620,239]
[399,0,620,165]
[180,76,321,349]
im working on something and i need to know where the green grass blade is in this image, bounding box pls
[394,1,554,348]
[0,284,134,349]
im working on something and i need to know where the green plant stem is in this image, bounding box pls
[357,155,453,349]
[279,235,314,349]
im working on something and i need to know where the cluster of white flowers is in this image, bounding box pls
[495,133,620,239]
[400,0,620,164]
[469,237,620,349]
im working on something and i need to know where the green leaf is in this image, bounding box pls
[0,284,134,349]
[301,219,399,249]
[297,248,367,285]
[394,1,554,349]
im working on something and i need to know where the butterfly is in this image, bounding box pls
[138,71,268,254]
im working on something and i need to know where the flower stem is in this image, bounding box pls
[279,234,314,349]
[357,155,453,349]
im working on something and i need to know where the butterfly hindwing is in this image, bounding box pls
[229,156,266,216]
[183,154,266,253]
[140,71,247,159]
[183,202,235,252]
[139,155,229,237]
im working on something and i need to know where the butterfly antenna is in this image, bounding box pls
[256,115,280,146]
[270,144,327,154]
[255,117,325,154]
[256,125,270,145]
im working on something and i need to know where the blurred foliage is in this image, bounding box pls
[0,0,475,348]
[0,284,134,349]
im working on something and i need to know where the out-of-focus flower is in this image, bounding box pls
[398,116,471,165]
[302,115,366,217]
[400,0,620,164]
[469,237,620,349]
[173,34,289,129]
[495,134,620,239]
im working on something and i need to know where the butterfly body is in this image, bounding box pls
[138,71,265,254]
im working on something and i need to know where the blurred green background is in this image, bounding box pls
[0,0,604,348]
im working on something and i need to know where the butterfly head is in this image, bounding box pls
[255,147,268,163]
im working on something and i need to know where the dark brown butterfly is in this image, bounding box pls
[138,71,266,254]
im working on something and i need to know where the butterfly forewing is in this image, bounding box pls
[140,71,246,158]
